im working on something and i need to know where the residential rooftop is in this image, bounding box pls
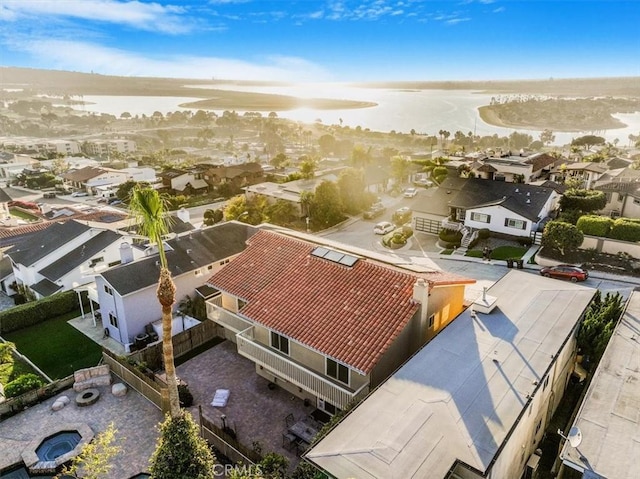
[306,270,596,479]
[560,290,640,479]
[207,229,474,375]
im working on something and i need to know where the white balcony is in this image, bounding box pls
[442,219,464,231]
[236,327,369,410]
[206,299,251,334]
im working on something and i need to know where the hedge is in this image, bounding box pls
[0,290,80,334]
[576,215,614,237]
[559,189,606,212]
[609,219,640,242]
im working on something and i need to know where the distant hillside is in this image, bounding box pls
[2,67,639,97]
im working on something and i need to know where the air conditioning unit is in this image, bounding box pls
[317,398,325,410]
[610,210,621,218]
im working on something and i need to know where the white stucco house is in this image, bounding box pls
[4,220,138,299]
[92,222,256,348]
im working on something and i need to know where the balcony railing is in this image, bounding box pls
[206,300,251,334]
[442,219,463,231]
[236,327,369,410]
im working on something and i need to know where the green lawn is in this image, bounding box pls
[466,245,527,260]
[5,311,103,380]
[9,207,39,221]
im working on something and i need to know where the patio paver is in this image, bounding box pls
[177,340,315,469]
[0,383,163,477]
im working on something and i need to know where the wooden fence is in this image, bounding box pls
[198,406,261,465]
[0,375,74,418]
[102,350,166,411]
[129,319,219,371]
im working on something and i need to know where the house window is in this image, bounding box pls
[455,208,466,221]
[326,358,349,385]
[505,218,527,230]
[195,269,202,276]
[634,198,640,205]
[428,313,435,328]
[108,313,118,329]
[89,257,104,267]
[470,212,491,223]
[237,298,247,310]
[104,285,113,295]
[319,399,341,416]
[108,260,121,267]
[618,194,625,203]
[543,375,550,391]
[207,265,213,270]
[534,419,542,442]
[270,331,289,355]
[219,259,230,266]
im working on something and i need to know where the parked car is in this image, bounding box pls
[71,191,89,197]
[374,221,395,235]
[403,188,418,198]
[413,178,434,187]
[43,192,56,199]
[392,207,412,225]
[97,197,108,203]
[363,202,386,219]
[540,265,589,282]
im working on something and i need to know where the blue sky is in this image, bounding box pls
[0,0,638,82]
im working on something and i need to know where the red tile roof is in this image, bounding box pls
[207,230,472,374]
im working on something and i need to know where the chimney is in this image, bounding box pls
[413,277,429,321]
[119,242,134,264]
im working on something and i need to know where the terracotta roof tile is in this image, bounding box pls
[207,230,472,374]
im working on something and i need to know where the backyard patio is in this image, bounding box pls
[177,339,316,469]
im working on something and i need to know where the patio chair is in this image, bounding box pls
[285,413,295,427]
[282,432,297,451]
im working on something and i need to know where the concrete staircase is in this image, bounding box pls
[453,227,478,256]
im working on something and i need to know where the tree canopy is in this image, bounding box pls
[149,412,216,479]
[542,221,584,256]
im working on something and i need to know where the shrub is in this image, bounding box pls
[560,189,607,213]
[608,219,640,242]
[557,209,582,225]
[401,225,413,238]
[4,373,45,398]
[178,384,194,408]
[0,290,80,334]
[439,228,462,245]
[0,342,15,363]
[517,237,533,247]
[576,215,613,237]
[478,228,490,239]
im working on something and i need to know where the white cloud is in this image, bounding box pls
[10,38,331,82]
[0,0,191,34]
[493,6,505,13]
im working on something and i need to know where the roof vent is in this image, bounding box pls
[515,188,519,193]
[526,199,531,204]
[527,191,531,196]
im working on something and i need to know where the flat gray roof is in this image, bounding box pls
[307,270,596,479]
[560,290,640,479]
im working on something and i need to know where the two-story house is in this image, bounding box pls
[307,270,597,479]
[158,167,208,195]
[593,166,640,218]
[205,229,475,415]
[5,220,137,299]
[94,222,257,347]
[471,152,558,183]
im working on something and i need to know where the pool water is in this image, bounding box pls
[35,431,81,462]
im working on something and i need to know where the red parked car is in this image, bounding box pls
[540,264,589,282]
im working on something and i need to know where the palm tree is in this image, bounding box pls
[129,186,180,417]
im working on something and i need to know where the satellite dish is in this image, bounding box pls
[557,427,583,448]
[567,426,583,448]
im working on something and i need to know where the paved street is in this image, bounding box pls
[320,195,640,301]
